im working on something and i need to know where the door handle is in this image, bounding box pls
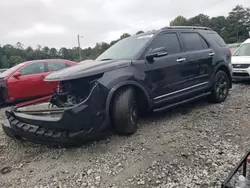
[209,52,215,56]
[176,58,186,63]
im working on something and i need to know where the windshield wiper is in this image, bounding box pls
[100,58,113,61]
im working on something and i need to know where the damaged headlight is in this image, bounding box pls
[53,73,103,107]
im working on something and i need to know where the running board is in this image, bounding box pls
[153,92,211,113]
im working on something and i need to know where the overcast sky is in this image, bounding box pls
[1,0,250,49]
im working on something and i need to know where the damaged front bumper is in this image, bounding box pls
[1,84,110,146]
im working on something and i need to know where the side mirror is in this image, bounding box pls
[13,72,21,78]
[146,47,168,62]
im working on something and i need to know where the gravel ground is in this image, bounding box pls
[0,83,250,188]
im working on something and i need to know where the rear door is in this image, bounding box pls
[179,31,213,87]
[43,61,72,94]
[7,62,46,100]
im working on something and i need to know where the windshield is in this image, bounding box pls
[234,43,250,56]
[0,63,25,78]
[96,34,154,61]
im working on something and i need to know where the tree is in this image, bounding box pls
[136,31,144,35]
[50,48,58,58]
[1,55,9,68]
[120,33,131,39]
[209,16,230,42]
[110,40,118,46]
[42,46,50,58]
[59,47,69,59]
[227,5,250,43]
[188,14,210,27]
[9,56,23,67]
[15,42,24,50]
[170,16,188,26]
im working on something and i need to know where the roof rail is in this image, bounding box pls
[161,26,213,31]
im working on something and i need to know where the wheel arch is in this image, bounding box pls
[105,81,152,118]
[214,63,232,88]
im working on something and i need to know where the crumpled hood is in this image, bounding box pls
[232,56,250,64]
[45,59,131,81]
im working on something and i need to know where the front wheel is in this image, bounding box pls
[209,71,230,103]
[111,87,138,134]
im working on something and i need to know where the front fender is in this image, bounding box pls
[105,80,152,119]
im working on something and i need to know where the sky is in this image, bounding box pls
[1,0,250,49]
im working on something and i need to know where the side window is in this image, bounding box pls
[200,36,209,49]
[181,32,205,51]
[207,33,227,47]
[47,62,70,72]
[150,33,181,54]
[19,62,45,76]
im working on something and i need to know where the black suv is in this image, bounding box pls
[2,26,232,145]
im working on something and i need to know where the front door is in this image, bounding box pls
[7,62,46,100]
[145,32,190,103]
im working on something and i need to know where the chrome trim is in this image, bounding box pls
[209,52,215,56]
[154,81,209,100]
[176,58,186,62]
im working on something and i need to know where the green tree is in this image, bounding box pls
[170,16,189,26]
[188,14,210,27]
[50,48,58,58]
[210,16,228,42]
[227,5,250,43]
[1,55,9,68]
[15,42,24,50]
[136,31,144,35]
[120,33,131,39]
[9,56,23,67]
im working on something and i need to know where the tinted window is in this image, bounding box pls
[208,33,227,47]
[19,62,45,76]
[47,62,70,72]
[150,33,181,54]
[181,33,205,51]
[201,37,209,48]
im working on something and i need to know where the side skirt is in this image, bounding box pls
[153,92,211,113]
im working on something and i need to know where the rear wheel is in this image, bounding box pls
[209,71,230,103]
[111,87,138,134]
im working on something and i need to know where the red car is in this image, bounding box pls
[0,59,77,105]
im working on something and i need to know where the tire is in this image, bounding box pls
[111,87,138,134]
[209,71,230,103]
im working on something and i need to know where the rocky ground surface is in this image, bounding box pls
[0,83,250,188]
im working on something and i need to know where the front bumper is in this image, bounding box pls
[1,84,110,146]
[232,67,250,80]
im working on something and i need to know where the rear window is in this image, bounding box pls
[207,33,227,47]
[181,32,205,51]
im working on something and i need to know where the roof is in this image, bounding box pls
[161,26,213,31]
[25,59,76,64]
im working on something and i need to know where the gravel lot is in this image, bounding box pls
[0,83,250,188]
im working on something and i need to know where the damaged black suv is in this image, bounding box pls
[2,26,232,145]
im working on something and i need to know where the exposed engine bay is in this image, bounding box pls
[49,74,103,107]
